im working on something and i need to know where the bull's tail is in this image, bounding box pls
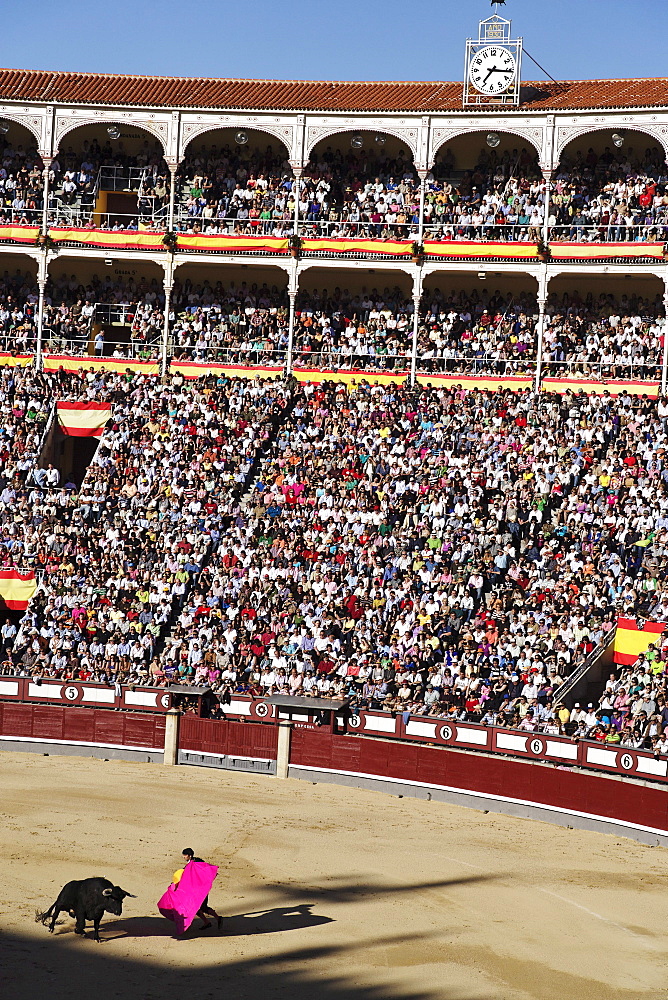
[35,906,52,925]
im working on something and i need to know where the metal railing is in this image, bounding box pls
[422,222,541,242]
[98,165,153,193]
[0,207,43,226]
[291,349,410,372]
[416,355,537,376]
[172,346,287,366]
[94,303,140,325]
[549,223,668,243]
[541,359,661,380]
[555,627,617,707]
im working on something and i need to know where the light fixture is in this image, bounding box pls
[107,126,120,140]
[374,135,386,146]
[350,134,364,149]
[234,131,248,145]
[478,271,487,280]
[0,122,9,135]
[104,258,113,266]
[612,133,625,148]
[486,133,501,148]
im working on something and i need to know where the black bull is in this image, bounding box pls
[36,877,136,942]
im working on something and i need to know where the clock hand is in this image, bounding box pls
[483,65,498,84]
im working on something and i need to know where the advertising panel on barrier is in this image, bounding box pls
[0,677,171,713]
[581,741,668,782]
[492,728,579,763]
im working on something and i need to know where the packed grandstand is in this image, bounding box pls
[0,64,666,759]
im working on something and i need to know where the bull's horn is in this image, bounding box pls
[102,888,113,896]
[120,890,137,897]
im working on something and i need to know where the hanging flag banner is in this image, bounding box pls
[423,240,539,259]
[170,361,284,380]
[0,225,40,245]
[48,227,165,250]
[178,234,289,253]
[550,242,664,261]
[0,570,37,610]
[541,377,660,398]
[56,401,112,437]
[292,366,408,386]
[614,618,668,665]
[44,355,160,376]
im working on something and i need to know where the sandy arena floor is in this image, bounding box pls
[0,752,666,1000]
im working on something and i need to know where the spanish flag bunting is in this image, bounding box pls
[613,617,667,665]
[56,401,112,437]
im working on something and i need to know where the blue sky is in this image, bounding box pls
[4,0,665,82]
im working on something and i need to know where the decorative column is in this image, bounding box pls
[161,258,174,379]
[35,252,48,371]
[417,168,428,244]
[541,168,552,247]
[534,264,549,393]
[166,161,179,233]
[409,268,423,388]
[291,167,302,236]
[40,156,52,234]
[661,271,668,396]
[286,265,299,375]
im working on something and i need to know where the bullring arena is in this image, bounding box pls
[2,752,666,1000]
[4,6,668,998]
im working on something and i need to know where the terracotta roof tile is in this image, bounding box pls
[0,68,667,113]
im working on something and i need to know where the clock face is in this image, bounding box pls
[468,45,516,96]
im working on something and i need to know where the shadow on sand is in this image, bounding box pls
[102,902,333,940]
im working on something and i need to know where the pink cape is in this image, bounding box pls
[158,861,219,935]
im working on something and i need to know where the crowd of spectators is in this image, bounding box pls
[422,142,668,244]
[165,282,665,381]
[0,268,664,381]
[174,141,420,240]
[0,139,45,226]
[549,143,668,242]
[1,130,667,246]
[0,270,168,357]
[47,137,169,228]
[174,138,668,244]
[3,370,668,755]
[5,370,290,683]
[117,381,665,739]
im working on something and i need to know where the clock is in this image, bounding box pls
[468,45,517,96]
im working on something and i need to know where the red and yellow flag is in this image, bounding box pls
[57,401,112,437]
[613,617,667,665]
[0,570,36,610]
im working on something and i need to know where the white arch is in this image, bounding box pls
[0,112,42,148]
[180,121,294,158]
[555,124,668,165]
[305,125,419,164]
[54,116,169,154]
[430,125,543,165]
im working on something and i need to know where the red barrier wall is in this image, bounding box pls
[2,700,668,842]
[290,728,668,840]
[0,702,165,751]
[180,716,278,759]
